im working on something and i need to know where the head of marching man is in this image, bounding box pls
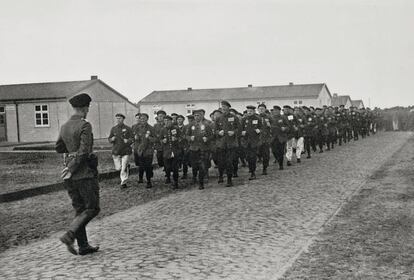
[115,113,125,125]
[69,93,91,118]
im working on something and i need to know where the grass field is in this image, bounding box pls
[0,151,131,194]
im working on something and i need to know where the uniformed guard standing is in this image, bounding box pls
[132,113,156,188]
[160,115,182,189]
[56,93,100,256]
[241,105,262,180]
[108,113,133,188]
[257,103,271,175]
[270,105,289,170]
[187,109,213,189]
[214,100,240,187]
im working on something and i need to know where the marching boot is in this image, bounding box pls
[146,181,152,188]
[59,231,77,255]
[287,161,292,166]
[199,180,204,190]
[79,245,99,256]
[218,176,224,184]
[165,177,171,184]
[262,168,267,175]
[172,180,178,189]
[297,158,301,163]
[225,176,233,187]
[249,172,256,180]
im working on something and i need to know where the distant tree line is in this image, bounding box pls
[381,106,414,131]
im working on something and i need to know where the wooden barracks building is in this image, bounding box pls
[138,83,333,125]
[0,76,138,142]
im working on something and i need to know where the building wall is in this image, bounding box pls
[4,103,18,142]
[139,96,323,125]
[10,81,139,142]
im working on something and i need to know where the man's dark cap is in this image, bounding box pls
[69,93,92,108]
[315,107,322,111]
[309,106,315,110]
[283,105,292,109]
[177,115,185,120]
[339,104,345,108]
[302,106,309,110]
[135,112,141,117]
[157,110,166,115]
[229,108,238,114]
[186,114,194,119]
[221,100,231,107]
[171,113,178,117]
[212,109,222,115]
[273,105,281,110]
[246,105,256,110]
[115,113,126,119]
[192,109,204,115]
[164,115,173,120]
[140,113,149,119]
[258,103,266,109]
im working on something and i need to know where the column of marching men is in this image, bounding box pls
[108,100,382,190]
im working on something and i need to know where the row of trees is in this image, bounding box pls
[381,106,414,131]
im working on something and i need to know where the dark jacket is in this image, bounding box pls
[258,113,272,144]
[108,123,133,156]
[160,125,182,159]
[214,112,240,149]
[55,115,96,180]
[186,121,213,152]
[271,114,289,143]
[132,122,156,157]
[241,114,263,148]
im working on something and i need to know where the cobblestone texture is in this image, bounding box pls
[0,132,410,280]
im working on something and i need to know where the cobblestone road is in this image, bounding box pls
[0,132,411,280]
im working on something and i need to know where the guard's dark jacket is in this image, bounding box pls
[271,114,289,143]
[160,125,182,159]
[214,112,241,149]
[186,121,213,151]
[55,115,96,181]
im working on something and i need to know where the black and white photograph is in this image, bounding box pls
[0,0,413,279]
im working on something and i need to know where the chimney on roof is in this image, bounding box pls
[333,93,338,98]
[91,75,98,80]
[187,87,192,91]
[289,82,293,86]
[248,84,253,87]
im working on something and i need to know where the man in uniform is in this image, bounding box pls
[270,105,289,170]
[257,103,271,175]
[303,107,315,158]
[241,105,262,180]
[283,105,297,166]
[132,113,156,188]
[186,109,213,189]
[160,115,182,189]
[154,110,166,168]
[108,113,133,188]
[214,101,240,187]
[176,115,189,180]
[56,93,100,256]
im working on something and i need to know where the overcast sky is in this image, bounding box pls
[0,0,413,108]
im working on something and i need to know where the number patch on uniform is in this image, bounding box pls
[228,117,234,122]
[287,115,294,121]
[171,129,177,135]
[252,120,258,124]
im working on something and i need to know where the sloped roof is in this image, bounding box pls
[0,79,137,107]
[139,83,329,103]
[351,100,364,108]
[0,80,97,102]
[331,95,351,107]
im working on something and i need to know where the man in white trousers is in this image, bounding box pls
[108,113,133,189]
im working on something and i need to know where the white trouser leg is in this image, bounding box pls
[296,137,304,159]
[112,155,122,170]
[286,138,294,161]
[120,155,130,184]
